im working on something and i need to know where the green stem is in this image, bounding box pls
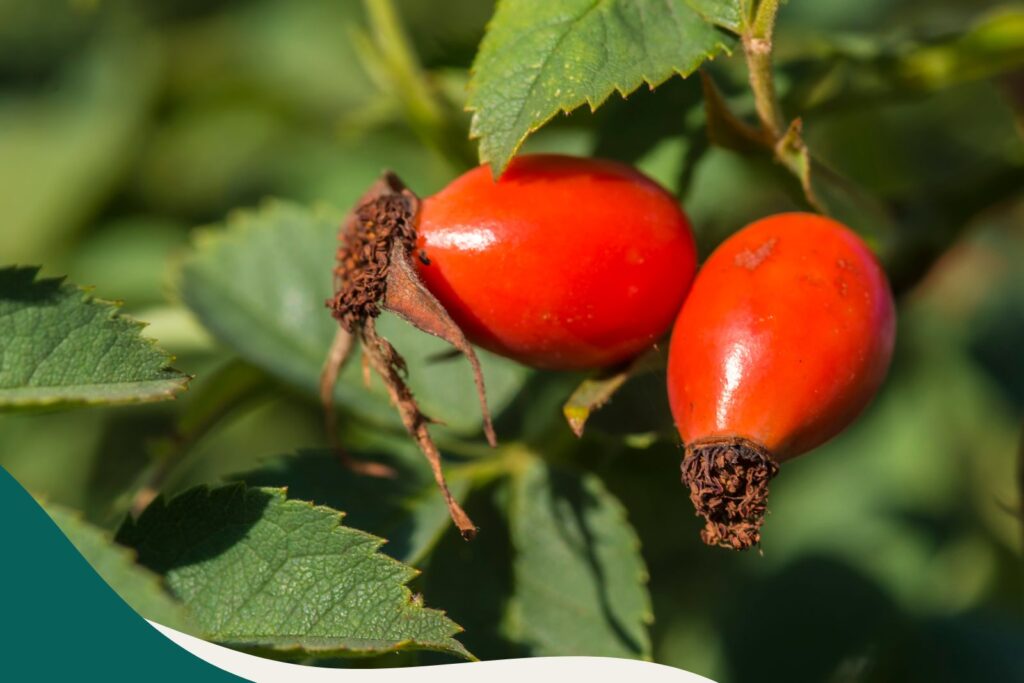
[742,0,785,141]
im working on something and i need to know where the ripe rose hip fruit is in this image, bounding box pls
[415,154,697,370]
[667,212,895,550]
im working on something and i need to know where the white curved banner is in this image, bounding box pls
[149,621,716,683]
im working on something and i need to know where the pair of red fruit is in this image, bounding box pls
[411,154,896,550]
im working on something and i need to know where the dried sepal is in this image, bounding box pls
[332,172,409,296]
[319,328,396,478]
[329,182,418,332]
[321,171,497,538]
[361,319,477,539]
[681,436,780,550]
[383,241,497,446]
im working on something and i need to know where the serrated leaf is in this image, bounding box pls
[233,443,470,566]
[0,267,190,409]
[44,502,190,631]
[117,485,473,660]
[506,458,652,658]
[468,0,734,174]
[177,200,529,436]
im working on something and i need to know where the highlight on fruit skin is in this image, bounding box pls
[415,154,698,371]
[666,212,896,550]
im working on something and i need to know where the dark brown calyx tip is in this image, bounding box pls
[681,437,779,551]
[329,190,417,332]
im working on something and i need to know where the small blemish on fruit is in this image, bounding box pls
[734,238,777,270]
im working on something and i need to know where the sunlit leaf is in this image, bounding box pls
[0,267,189,409]
[118,485,473,660]
[468,0,734,174]
[234,441,471,566]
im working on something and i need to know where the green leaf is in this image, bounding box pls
[44,502,190,631]
[233,442,471,566]
[685,0,744,32]
[506,458,653,658]
[0,267,190,409]
[468,0,734,174]
[117,485,473,660]
[178,199,529,436]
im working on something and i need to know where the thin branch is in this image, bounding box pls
[742,0,785,140]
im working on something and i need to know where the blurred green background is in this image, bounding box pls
[1,0,1022,681]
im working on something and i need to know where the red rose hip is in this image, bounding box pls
[667,212,896,550]
[416,154,697,370]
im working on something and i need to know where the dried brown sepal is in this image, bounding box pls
[329,191,418,331]
[681,436,780,551]
[318,174,406,479]
[361,319,476,539]
[331,172,410,307]
[383,241,497,447]
[321,171,498,538]
[319,328,353,448]
[325,172,495,445]
[319,328,396,478]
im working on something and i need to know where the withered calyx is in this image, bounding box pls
[322,172,495,539]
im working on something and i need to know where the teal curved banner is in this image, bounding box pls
[0,466,244,682]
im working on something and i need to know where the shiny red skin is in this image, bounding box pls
[416,154,697,370]
[667,213,895,460]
